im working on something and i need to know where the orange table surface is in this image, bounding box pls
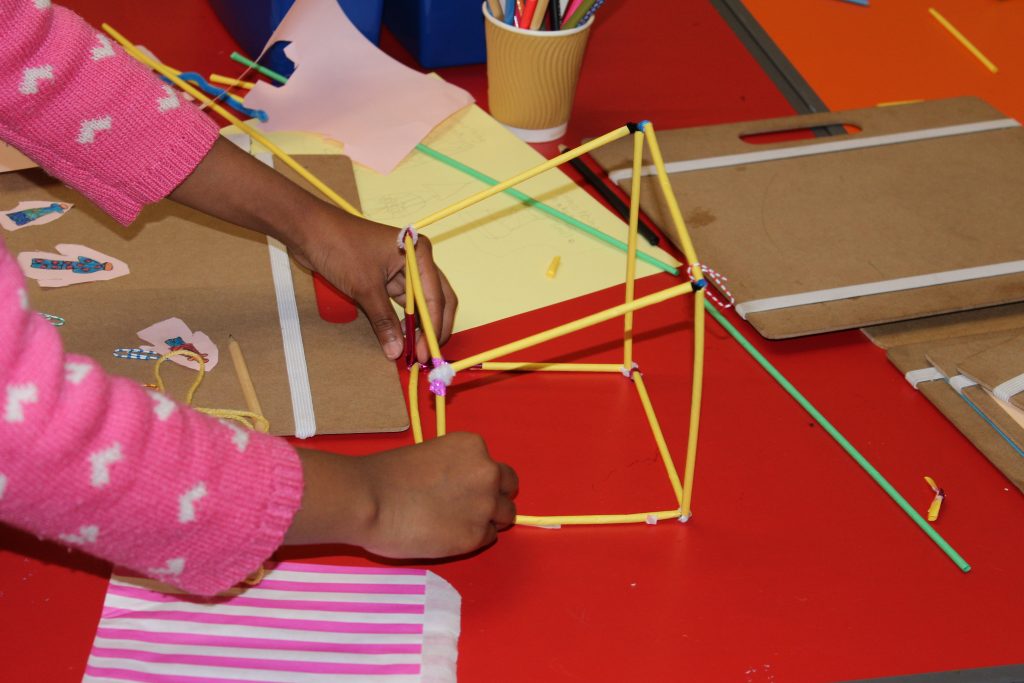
[742,0,1024,118]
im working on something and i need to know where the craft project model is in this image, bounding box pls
[395,122,707,527]
[104,31,705,528]
[104,24,973,567]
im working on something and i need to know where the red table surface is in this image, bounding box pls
[2,2,1023,682]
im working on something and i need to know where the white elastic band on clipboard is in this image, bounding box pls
[255,151,317,438]
[733,260,1024,319]
[609,118,1020,182]
[949,374,979,395]
[905,367,945,389]
[993,373,1024,402]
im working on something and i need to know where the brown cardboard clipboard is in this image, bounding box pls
[956,333,1024,411]
[887,331,1024,494]
[0,155,408,437]
[588,97,1024,339]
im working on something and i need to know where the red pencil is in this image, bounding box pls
[521,0,539,28]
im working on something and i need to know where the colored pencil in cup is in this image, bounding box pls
[563,0,598,28]
[561,0,584,26]
[487,0,504,20]
[531,0,550,29]
[521,0,540,28]
[505,0,516,25]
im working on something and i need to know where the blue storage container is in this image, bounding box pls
[208,0,384,78]
[383,0,487,68]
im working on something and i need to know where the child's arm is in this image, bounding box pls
[0,252,515,594]
[167,137,456,364]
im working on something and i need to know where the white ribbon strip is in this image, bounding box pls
[905,367,945,389]
[610,118,1020,182]
[256,151,317,438]
[949,374,979,395]
[734,260,1024,318]
[994,372,1024,402]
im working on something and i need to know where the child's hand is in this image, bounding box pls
[297,210,457,365]
[286,433,518,558]
[168,137,457,364]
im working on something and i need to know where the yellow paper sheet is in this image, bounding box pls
[354,105,680,333]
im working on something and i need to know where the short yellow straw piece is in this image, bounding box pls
[102,24,363,217]
[210,73,256,89]
[545,256,561,279]
[924,476,945,522]
[928,8,998,73]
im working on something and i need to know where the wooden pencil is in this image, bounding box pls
[228,335,264,419]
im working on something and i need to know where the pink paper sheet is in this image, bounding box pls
[243,0,473,174]
[84,561,462,682]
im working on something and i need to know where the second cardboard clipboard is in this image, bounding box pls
[588,97,1024,339]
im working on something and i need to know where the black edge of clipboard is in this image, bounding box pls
[710,0,846,136]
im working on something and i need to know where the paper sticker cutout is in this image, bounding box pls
[137,318,219,372]
[84,562,462,683]
[243,0,474,174]
[17,244,128,288]
[1,201,72,231]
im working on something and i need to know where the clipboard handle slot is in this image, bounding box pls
[739,123,861,145]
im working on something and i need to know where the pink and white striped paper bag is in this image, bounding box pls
[83,561,461,682]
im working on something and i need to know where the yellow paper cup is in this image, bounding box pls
[483,3,593,142]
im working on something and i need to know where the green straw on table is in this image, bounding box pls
[703,300,970,573]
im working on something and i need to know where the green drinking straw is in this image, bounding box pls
[230,51,289,85]
[414,143,679,276]
[703,300,971,573]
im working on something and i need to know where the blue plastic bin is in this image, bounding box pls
[382,0,487,68]
[208,0,384,78]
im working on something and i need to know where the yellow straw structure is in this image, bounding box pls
[623,130,645,369]
[634,372,683,506]
[102,24,363,217]
[517,510,682,527]
[411,126,632,231]
[479,362,622,373]
[641,123,707,518]
[928,8,998,73]
[409,363,423,444]
[450,283,694,373]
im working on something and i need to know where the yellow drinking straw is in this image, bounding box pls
[928,8,998,73]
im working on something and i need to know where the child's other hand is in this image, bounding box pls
[287,433,518,558]
[297,209,456,365]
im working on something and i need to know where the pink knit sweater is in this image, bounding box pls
[0,0,304,595]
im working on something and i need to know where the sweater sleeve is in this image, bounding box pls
[0,1,305,595]
[0,244,304,596]
[0,0,221,224]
